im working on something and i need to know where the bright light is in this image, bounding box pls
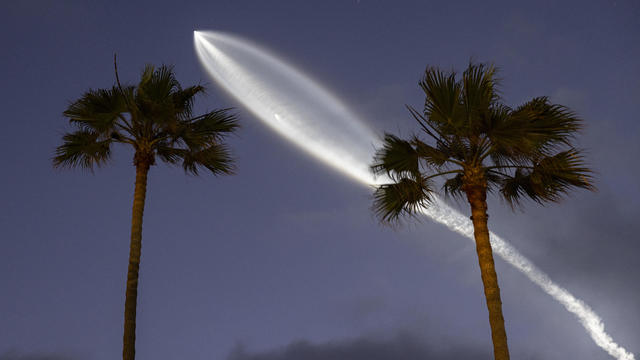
[194,30,635,360]
[194,30,383,186]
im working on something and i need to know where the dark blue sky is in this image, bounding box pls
[1,1,638,359]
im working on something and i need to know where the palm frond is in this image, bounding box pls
[462,62,500,134]
[138,64,154,87]
[136,65,179,98]
[155,141,183,165]
[442,173,465,200]
[487,97,583,161]
[484,168,504,194]
[134,65,182,127]
[420,67,465,136]
[181,143,235,176]
[412,137,452,169]
[191,108,239,138]
[406,105,446,144]
[482,104,511,135]
[63,87,127,135]
[168,109,239,150]
[373,176,434,224]
[371,134,420,179]
[440,135,469,163]
[172,85,206,120]
[500,148,594,207]
[53,130,112,169]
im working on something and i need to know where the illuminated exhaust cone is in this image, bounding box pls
[194,30,635,360]
[194,30,381,185]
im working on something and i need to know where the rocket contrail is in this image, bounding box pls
[194,30,635,360]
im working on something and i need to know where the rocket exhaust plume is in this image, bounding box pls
[194,30,635,360]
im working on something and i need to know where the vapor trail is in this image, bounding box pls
[420,200,634,360]
[194,30,635,360]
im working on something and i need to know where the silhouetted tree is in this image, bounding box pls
[371,62,594,360]
[54,60,239,360]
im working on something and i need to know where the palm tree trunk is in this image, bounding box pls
[466,186,510,360]
[123,161,150,360]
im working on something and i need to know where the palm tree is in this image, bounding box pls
[371,63,594,360]
[53,60,239,360]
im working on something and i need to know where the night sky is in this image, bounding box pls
[1,1,639,360]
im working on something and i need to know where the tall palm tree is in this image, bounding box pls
[53,61,239,360]
[371,63,594,360]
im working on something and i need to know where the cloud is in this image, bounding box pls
[227,333,492,360]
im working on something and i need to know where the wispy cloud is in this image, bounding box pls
[226,333,492,360]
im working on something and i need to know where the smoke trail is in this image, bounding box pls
[421,199,635,360]
[194,30,635,360]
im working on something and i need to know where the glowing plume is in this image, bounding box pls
[193,30,379,185]
[194,30,635,360]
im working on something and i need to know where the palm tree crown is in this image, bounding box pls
[371,62,594,360]
[54,64,238,173]
[372,63,594,222]
[53,62,239,360]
